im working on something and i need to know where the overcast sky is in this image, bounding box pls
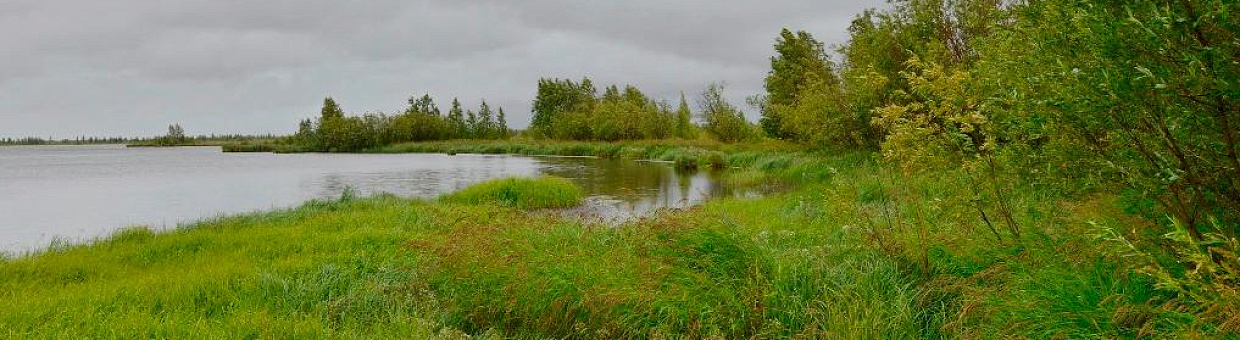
[0,1,877,138]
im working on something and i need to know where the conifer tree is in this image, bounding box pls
[320,97,345,121]
[447,98,466,138]
[477,101,494,139]
[465,109,478,139]
[496,107,509,139]
[407,94,440,115]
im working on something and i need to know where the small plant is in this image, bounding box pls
[1104,218,1240,332]
[339,187,359,202]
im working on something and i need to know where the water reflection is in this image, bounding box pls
[537,157,742,222]
[308,155,541,199]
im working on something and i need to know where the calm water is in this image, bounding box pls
[0,145,732,253]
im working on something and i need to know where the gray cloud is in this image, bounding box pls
[0,0,877,138]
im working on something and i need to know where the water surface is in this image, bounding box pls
[0,145,732,253]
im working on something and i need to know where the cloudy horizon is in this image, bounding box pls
[0,1,877,139]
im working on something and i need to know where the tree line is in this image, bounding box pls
[292,77,763,150]
[527,78,759,142]
[293,95,510,152]
[0,136,131,146]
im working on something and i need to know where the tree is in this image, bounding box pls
[295,119,316,144]
[161,124,188,145]
[761,29,837,140]
[407,94,440,116]
[315,97,375,151]
[447,98,467,138]
[465,109,478,139]
[995,0,1240,237]
[833,0,1005,150]
[675,93,696,139]
[531,77,597,135]
[477,100,494,139]
[699,83,752,143]
[320,97,344,121]
[496,107,509,139]
[318,116,374,152]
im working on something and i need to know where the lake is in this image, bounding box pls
[0,145,733,253]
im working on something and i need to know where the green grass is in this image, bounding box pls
[0,140,1225,339]
[227,138,806,171]
[0,197,470,339]
[439,177,584,210]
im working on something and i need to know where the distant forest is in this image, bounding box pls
[0,136,131,146]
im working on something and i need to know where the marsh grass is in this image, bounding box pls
[0,141,1216,338]
[0,196,488,339]
[439,177,583,210]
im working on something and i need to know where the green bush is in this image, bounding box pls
[440,177,584,210]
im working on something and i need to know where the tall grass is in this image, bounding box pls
[0,197,476,339]
[439,177,583,210]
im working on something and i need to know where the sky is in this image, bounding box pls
[0,1,878,138]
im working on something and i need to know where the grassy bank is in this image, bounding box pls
[225,138,815,173]
[128,135,281,148]
[0,142,1218,338]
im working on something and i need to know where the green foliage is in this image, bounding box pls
[476,101,495,139]
[531,77,597,136]
[757,0,1005,150]
[819,0,1240,333]
[147,123,191,146]
[408,94,440,116]
[384,110,451,143]
[1106,218,1240,333]
[447,98,467,138]
[1000,0,1240,234]
[674,93,698,139]
[873,57,991,171]
[301,95,510,152]
[317,114,376,152]
[698,83,754,143]
[439,177,583,210]
[535,79,683,141]
[496,107,509,139]
[760,29,842,141]
[319,97,345,121]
